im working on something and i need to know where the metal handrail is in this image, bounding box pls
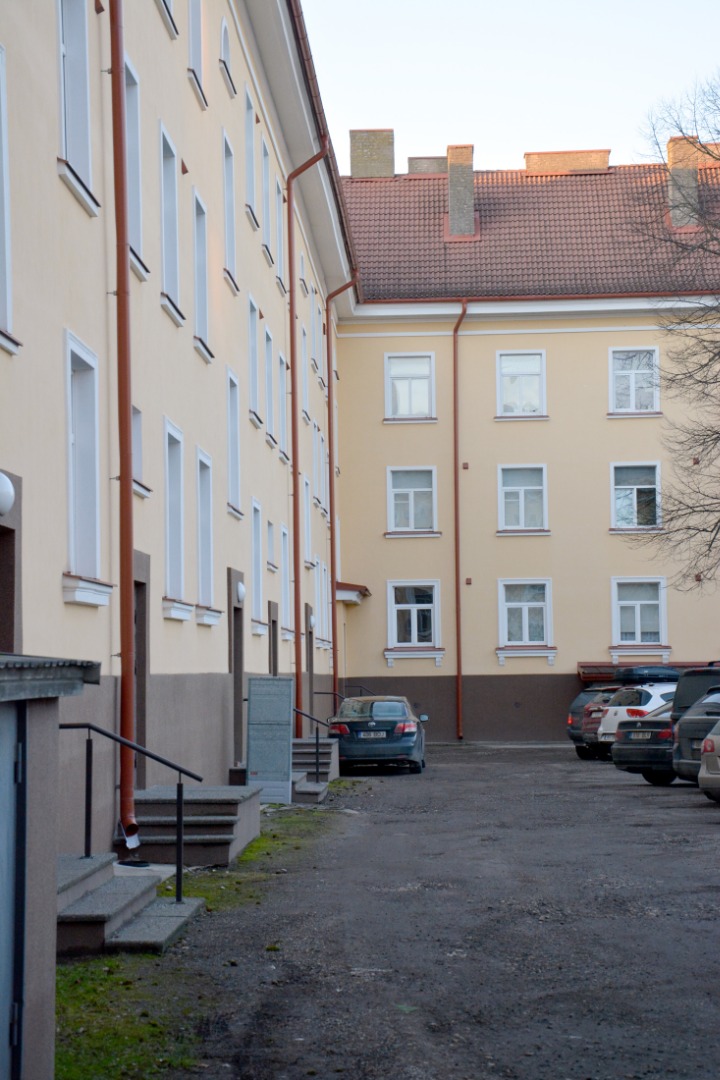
[343,683,377,697]
[59,722,203,903]
[294,708,333,784]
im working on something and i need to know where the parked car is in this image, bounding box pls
[673,687,720,783]
[328,696,427,772]
[596,683,677,754]
[571,667,679,762]
[669,667,720,726]
[698,718,720,802]
[566,684,607,756]
[611,702,676,784]
[580,689,624,759]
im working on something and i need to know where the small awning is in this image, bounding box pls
[336,581,371,606]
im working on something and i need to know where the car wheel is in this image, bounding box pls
[702,789,720,803]
[575,745,596,761]
[641,770,676,786]
[409,760,422,773]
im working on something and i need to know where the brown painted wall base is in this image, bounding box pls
[341,673,583,742]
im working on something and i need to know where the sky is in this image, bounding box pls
[300,0,720,175]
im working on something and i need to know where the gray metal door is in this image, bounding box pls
[0,702,17,1080]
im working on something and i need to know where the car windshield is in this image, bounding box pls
[337,699,408,720]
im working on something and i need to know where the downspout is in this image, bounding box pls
[287,136,329,733]
[326,274,358,705]
[109,0,138,838]
[453,301,468,740]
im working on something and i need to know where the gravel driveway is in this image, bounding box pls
[172,742,720,1079]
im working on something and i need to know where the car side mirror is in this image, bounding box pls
[420,714,428,723]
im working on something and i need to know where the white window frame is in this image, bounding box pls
[244,90,257,227]
[131,404,148,498]
[219,19,236,96]
[154,0,179,39]
[387,467,438,534]
[321,562,330,642]
[187,0,206,108]
[227,368,241,514]
[280,525,291,633]
[498,579,553,647]
[264,328,275,443]
[193,190,211,359]
[303,476,312,565]
[310,285,318,368]
[0,44,15,353]
[251,499,263,626]
[278,353,288,459]
[248,296,261,423]
[312,421,320,503]
[160,125,182,323]
[164,418,188,616]
[261,139,272,258]
[275,177,285,286]
[613,578,669,643]
[496,351,546,418]
[123,60,144,276]
[498,465,548,532]
[384,353,436,421]
[266,520,276,571]
[196,449,213,608]
[66,331,100,582]
[611,462,661,530]
[386,580,441,650]
[301,326,310,418]
[58,0,94,209]
[609,347,660,415]
[223,132,237,288]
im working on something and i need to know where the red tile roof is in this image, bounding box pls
[341,165,720,302]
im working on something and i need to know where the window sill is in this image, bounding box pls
[57,159,100,218]
[195,605,222,626]
[160,293,186,327]
[261,244,274,267]
[607,411,662,419]
[276,276,287,296]
[302,410,311,425]
[153,0,179,38]
[265,432,277,450]
[267,561,278,574]
[187,68,208,110]
[304,558,317,569]
[494,414,548,422]
[281,629,295,642]
[496,646,557,666]
[609,527,662,534]
[384,647,445,668]
[219,59,237,98]
[299,277,309,296]
[130,248,150,282]
[133,479,152,499]
[496,529,550,536]
[248,409,263,429]
[194,336,214,364]
[163,598,194,621]
[227,502,243,520]
[609,644,672,664]
[251,620,268,637]
[0,328,21,356]
[279,449,290,465]
[224,268,240,296]
[384,530,441,539]
[383,416,437,425]
[62,574,113,607]
[245,204,260,231]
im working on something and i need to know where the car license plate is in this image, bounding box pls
[358,731,386,739]
[629,732,651,740]
[599,734,614,741]
[691,740,703,750]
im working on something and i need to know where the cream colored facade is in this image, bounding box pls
[0,1,353,850]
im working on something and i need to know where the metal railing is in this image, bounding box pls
[294,708,335,784]
[59,723,202,903]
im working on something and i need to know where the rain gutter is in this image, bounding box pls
[453,301,468,740]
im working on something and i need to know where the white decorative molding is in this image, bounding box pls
[160,293,186,327]
[193,336,214,364]
[195,605,222,626]
[162,598,193,621]
[495,646,557,667]
[384,648,445,668]
[130,249,150,282]
[62,574,113,607]
[57,159,100,217]
[609,645,672,665]
[251,620,268,637]
[132,479,152,499]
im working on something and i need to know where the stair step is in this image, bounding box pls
[105,897,205,953]
[57,853,117,915]
[292,780,328,805]
[135,784,258,818]
[57,874,160,955]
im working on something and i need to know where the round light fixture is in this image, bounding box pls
[0,472,15,517]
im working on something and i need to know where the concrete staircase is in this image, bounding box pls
[57,853,203,955]
[290,737,340,804]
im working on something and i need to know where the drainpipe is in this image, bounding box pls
[287,137,329,733]
[109,0,138,839]
[453,301,468,740]
[326,274,358,705]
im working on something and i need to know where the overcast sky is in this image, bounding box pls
[300,0,720,174]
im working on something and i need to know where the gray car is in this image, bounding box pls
[328,696,427,772]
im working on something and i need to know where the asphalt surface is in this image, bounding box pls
[174,743,720,1079]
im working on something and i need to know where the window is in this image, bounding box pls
[301,326,309,418]
[248,297,260,421]
[66,333,99,579]
[261,140,271,257]
[278,354,288,458]
[125,62,143,266]
[196,450,213,606]
[303,476,312,564]
[388,468,436,532]
[321,562,330,641]
[58,0,92,194]
[131,405,144,488]
[499,466,547,531]
[219,20,236,96]
[160,128,182,321]
[385,354,435,419]
[266,520,276,570]
[193,191,210,357]
[280,526,291,631]
[388,582,439,647]
[164,419,184,602]
[227,369,241,512]
[188,0,206,107]
[153,0,178,38]
[499,581,551,645]
[275,178,285,284]
[612,578,665,644]
[497,352,546,417]
[610,349,659,413]
[612,464,659,528]
[317,303,324,381]
[0,44,15,352]
[264,329,274,442]
[223,134,237,286]
[244,91,257,225]
[251,500,263,623]
[312,422,320,502]
[310,286,317,368]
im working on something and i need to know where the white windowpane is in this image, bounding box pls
[504,491,520,527]
[612,350,658,412]
[499,354,544,416]
[524,489,544,528]
[506,607,523,642]
[387,356,433,418]
[393,492,410,529]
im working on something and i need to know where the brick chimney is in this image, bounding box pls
[667,137,700,227]
[349,130,395,178]
[447,144,475,236]
[524,149,610,173]
[408,156,448,174]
